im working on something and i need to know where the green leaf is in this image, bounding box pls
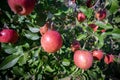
[24,31,40,40]
[95,21,113,29]
[18,53,28,66]
[45,65,54,72]
[96,34,106,49]
[109,0,119,13]
[1,44,17,54]
[0,54,21,70]
[112,28,120,39]
[62,59,70,66]
[12,66,25,76]
[22,43,30,49]
[28,27,40,33]
[77,34,87,41]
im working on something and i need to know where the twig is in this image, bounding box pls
[91,0,100,10]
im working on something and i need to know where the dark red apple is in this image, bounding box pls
[8,0,36,15]
[104,54,114,64]
[77,12,86,22]
[41,30,63,53]
[92,50,104,60]
[95,10,106,20]
[0,29,19,43]
[88,24,99,32]
[71,40,80,52]
[86,0,92,8]
[74,50,93,70]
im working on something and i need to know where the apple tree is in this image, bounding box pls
[0,0,120,80]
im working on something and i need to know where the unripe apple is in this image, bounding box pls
[0,29,19,43]
[8,0,36,15]
[77,12,86,22]
[88,24,99,32]
[95,10,106,20]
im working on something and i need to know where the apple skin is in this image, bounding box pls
[92,50,104,60]
[95,10,106,20]
[74,50,93,70]
[104,54,114,64]
[101,29,106,33]
[8,0,36,15]
[77,12,86,22]
[0,29,19,43]
[41,30,63,53]
[88,24,99,32]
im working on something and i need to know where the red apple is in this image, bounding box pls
[86,0,92,8]
[101,29,106,33]
[77,12,86,22]
[71,40,80,52]
[88,24,99,32]
[104,54,114,64]
[92,50,104,60]
[0,29,19,43]
[95,10,106,20]
[41,30,63,53]
[74,50,93,70]
[8,0,36,15]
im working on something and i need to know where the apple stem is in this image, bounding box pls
[28,46,40,54]
[50,22,54,30]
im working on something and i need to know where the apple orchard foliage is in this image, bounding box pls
[0,0,120,80]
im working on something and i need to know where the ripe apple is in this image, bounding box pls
[88,24,99,32]
[8,0,36,15]
[0,29,18,43]
[74,50,93,70]
[104,54,114,64]
[92,50,104,60]
[86,0,92,8]
[101,29,106,33]
[77,12,86,22]
[40,23,49,36]
[41,30,63,53]
[95,10,106,20]
[71,40,80,52]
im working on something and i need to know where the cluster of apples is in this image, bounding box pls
[0,0,36,43]
[40,22,63,53]
[71,40,114,70]
[68,0,106,32]
[77,9,106,32]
